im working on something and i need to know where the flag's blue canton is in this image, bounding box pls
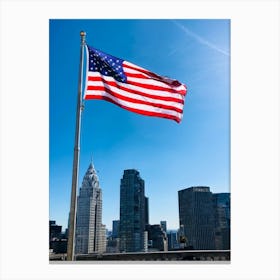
[87,45,127,83]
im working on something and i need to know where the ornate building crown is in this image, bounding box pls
[81,162,99,188]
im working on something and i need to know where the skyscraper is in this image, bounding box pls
[213,193,230,249]
[75,162,105,254]
[178,186,216,250]
[119,169,147,252]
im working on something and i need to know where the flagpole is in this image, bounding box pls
[66,31,86,261]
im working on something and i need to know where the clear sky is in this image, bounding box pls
[49,19,230,231]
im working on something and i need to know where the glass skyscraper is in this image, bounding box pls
[119,169,147,252]
[213,193,230,250]
[178,186,216,250]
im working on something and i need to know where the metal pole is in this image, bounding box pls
[66,31,86,261]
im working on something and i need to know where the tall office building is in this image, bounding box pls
[75,162,104,254]
[178,186,216,250]
[213,193,230,249]
[119,169,147,252]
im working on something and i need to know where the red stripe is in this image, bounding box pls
[87,76,185,104]
[88,75,186,95]
[84,95,181,123]
[125,72,149,79]
[86,85,183,113]
[127,78,186,95]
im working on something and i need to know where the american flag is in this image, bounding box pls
[84,45,187,123]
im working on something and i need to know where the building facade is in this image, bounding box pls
[112,220,120,238]
[49,220,68,254]
[144,196,149,226]
[49,220,62,240]
[213,193,230,250]
[167,230,179,250]
[119,169,147,252]
[75,162,105,254]
[146,224,168,251]
[178,186,216,250]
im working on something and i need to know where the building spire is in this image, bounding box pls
[82,160,99,188]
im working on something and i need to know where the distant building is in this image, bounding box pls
[106,238,120,253]
[160,221,167,233]
[119,169,147,252]
[146,224,168,251]
[178,186,216,250]
[112,220,120,238]
[167,230,179,250]
[50,239,68,254]
[144,196,149,226]
[213,193,230,250]
[106,229,112,238]
[49,220,62,240]
[49,220,67,254]
[75,162,105,254]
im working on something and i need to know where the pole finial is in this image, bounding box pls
[80,31,86,45]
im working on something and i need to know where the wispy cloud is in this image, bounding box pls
[171,20,230,57]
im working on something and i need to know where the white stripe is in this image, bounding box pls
[125,74,186,92]
[123,65,185,91]
[88,80,184,102]
[85,90,183,119]
[123,62,186,92]
[87,72,185,101]
[85,81,184,110]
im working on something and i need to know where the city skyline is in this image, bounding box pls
[49,183,230,255]
[50,19,230,231]
[52,165,231,232]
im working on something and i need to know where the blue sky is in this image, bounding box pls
[49,19,230,231]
